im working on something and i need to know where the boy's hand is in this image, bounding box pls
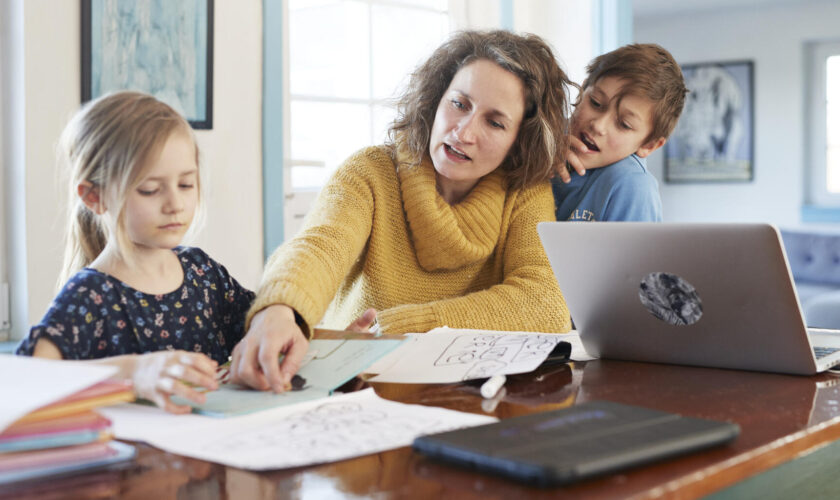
[131,351,219,414]
[554,135,589,183]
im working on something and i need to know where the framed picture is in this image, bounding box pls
[81,0,214,129]
[665,60,754,183]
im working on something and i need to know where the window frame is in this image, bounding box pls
[808,40,840,207]
[280,0,452,240]
[0,4,9,340]
[285,0,450,191]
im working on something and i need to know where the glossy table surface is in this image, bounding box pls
[6,359,840,500]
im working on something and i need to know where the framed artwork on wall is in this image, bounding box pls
[81,0,214,129]
[665,60,754,183]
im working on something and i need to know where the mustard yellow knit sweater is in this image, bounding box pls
[247,146,571,335]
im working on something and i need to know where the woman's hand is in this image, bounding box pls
[131,351,219,414]
[554,135,589,183]
[344,308,378,332]
[229,304,309,393]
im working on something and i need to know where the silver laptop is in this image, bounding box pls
[537,222,840,375]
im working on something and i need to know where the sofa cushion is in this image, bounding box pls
[796,282,840,306]
[780,229,840,286]
[802,290,840,329]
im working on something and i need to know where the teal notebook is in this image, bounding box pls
[0,429,106,453]
[176,338,405,417]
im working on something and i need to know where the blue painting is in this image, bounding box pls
[83,0,213,129]
[665,61,753,182]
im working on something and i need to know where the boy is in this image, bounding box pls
[553,44,688,221]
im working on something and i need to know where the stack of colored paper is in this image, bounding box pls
[0,359,138,484]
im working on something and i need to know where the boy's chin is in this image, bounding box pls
[580,157,610,171]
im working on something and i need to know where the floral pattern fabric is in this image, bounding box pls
[16,247,254,364]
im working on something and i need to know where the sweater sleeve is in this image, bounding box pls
[377,182,572,334]
[245,150,377,337]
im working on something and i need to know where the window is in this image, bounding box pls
[827,54,840,191]
[283,0,452,239]
[808,41,840,207]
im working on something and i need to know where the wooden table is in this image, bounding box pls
[5,359,840,499]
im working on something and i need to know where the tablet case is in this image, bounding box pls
[413,400,739,486]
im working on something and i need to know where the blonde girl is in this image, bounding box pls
[16,91,255,413]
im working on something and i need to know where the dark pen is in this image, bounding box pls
[539,341,572,368]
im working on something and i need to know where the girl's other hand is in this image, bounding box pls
[131,351,219,414]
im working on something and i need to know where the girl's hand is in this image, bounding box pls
[554,135,589,183]
[131,351,219,414]
[229,304,309,393]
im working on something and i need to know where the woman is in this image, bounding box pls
[232,30,575,392]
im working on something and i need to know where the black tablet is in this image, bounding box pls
[413,400,739,487]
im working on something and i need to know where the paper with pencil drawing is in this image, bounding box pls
[366,327,577,383]
[102,388,495,470]
[173,338,404,417]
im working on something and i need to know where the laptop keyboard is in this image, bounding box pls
[808,328,840,360]
[814,346,840,359]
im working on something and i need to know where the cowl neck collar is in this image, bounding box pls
[397,152,506,271]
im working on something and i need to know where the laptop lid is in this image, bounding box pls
[537,222,840,375]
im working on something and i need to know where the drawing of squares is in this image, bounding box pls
[435,334,560,380]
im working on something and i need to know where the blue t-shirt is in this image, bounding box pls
[552,154,662,222]
[16,247,254,364]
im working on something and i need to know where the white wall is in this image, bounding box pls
[635,0,840,225]
[3,0,264,340]
[190,1,264,291]
[450,0,595,80]
[0,0,17,340]
[513,0,594,86]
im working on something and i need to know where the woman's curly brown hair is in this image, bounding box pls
[389,29,574,190]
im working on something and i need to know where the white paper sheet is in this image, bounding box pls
[101,388,495,470]
[367,327,574,383]
[0,356,117,433]
[363,334,421,375]
[564,330,597,362]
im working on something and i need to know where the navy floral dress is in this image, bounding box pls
[16,247,255,364]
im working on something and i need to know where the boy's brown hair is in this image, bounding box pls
[582,43,688,144]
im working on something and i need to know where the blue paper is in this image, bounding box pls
[0,429,105,453]
[179,339,405,417]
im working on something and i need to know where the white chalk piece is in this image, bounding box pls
[480,374,506,399]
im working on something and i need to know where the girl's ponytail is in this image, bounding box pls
[58,199,108,287]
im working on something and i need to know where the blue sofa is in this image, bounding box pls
[780,228,840,328]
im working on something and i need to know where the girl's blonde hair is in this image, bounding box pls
[58,91,199,287]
